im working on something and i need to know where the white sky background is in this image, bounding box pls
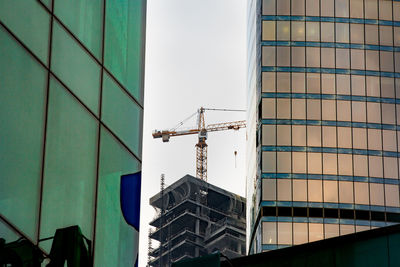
[139,0,248,266]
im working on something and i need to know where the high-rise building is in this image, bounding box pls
[247,0,400,254]
[148,175,246,266]
[0,0,146,265]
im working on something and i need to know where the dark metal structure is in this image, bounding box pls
[147,175,246,266]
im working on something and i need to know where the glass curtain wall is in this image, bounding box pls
[0,0,146,265]
[248,0,400,253]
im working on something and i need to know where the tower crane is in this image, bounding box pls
[152,107,246,182]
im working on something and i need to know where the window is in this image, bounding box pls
[292,47,305,67]
[321,48,335,68]
[277,47,290,66]
[277,21,290,41]
[278,222,293,245]
[308,180,322,201]
[262,98,276,118]
[352,101,366,122]
[352,128,367,149]
[307,99,321,120]
[367,102,381,123]
[351,50,365,70]
[262,46,275,66]
[325,224,339,239]
[381,104,395,125]
[336,23,349,43]
[351,75,365,95]
[380,26,393,46]
[339,181,354,203]
[262,72,276,92]
[308,153,322,174]
[321,0,334,16]
[277,125,291,145]
[262,152,276,172]
[262,21,276,40]
[322,100,336,121]
[293,153,307,174]
[385,185,400,207]
[321,23,334,42]
[263,0,276,15]
[354,155,368,177]
[277,179,292,200]
[338,154,353,176]
[381,77,394,98]
[383,130,397,151]
[350,24,364,44]
[368,129,382,150]
[337,101,351,121]
[292,22,305,41]
[324,180,338,202]
[306,47,320,67]
[322,74,335,94]
[365,25,378,45]
[335,0,349,17]
[306,0,319,16]
[262,179,277,200]
[309,223,324,242]
[293,223,308,244]
[306,22,320,41]
[365,0,378,19]
[292,99,306,119]
[337,75,351,95]
[322,126,337,147]
[336,49,350,69]
[262,222,277,244]
[380,51,394,72]
[323,153,337,175]
[292,179,307,201]
[292,73,305,93]
[307,73,320,93]
[292,125,306,146]
[277,72,290,92]
[337,127,352,148]
[354,182,369,204]
[369,156,383,178]
[384,157,398,179]
[370,183,384,205]
[277,0,290,15]
[379,0,392,20]
[277,99,291,119]
[350,0,363,18]
[366,50,379,71]
[307,126,321,147]
[292,0,305,15]
[366,76,380,97]
[262,125,276,145]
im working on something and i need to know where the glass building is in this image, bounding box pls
[247,0,400,254]
[0,0,146,265]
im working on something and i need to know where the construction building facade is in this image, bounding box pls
[148,175,246,266]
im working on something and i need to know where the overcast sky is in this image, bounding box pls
[139,1,248,266]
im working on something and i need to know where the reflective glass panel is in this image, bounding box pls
[293,223,308,244]
[309,223,323,242]
[324,180,338,202]
[0,0,50,63]
[370,183,384,205]
[263,222,277,244]
[262,179,276,200]
[263,0,276,15]
[354,155,368,177]
[262,21,276,40]
[277,179,292,201]
[94,127,141,267]
[105,0,146,103]
[277,152,291,173]
[308,180,322,201]
[278,222,292,245]
[369,156,383,178]
[323,154,337,175]
[338,154,353,176]
[54,0,103,59]
[40,77,98,249]
[339,181,353,203]
[354,182,369,204]
[262,152,276,172]
[52,21,101,115]
[293,153,307,174]
[102,72,143,157]
[0,27,47,241]
[385,185,400,207]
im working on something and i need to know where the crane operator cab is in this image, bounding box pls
[198,129,207,143]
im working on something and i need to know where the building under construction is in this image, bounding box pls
[147,174,246,266]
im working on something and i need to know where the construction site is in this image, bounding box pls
[148,107,247,266]
[147,174,246,266]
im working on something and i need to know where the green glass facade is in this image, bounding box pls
[0,0,146,265]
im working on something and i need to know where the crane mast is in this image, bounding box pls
[152,107,246,181]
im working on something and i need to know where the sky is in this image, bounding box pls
[139,0,248,266]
